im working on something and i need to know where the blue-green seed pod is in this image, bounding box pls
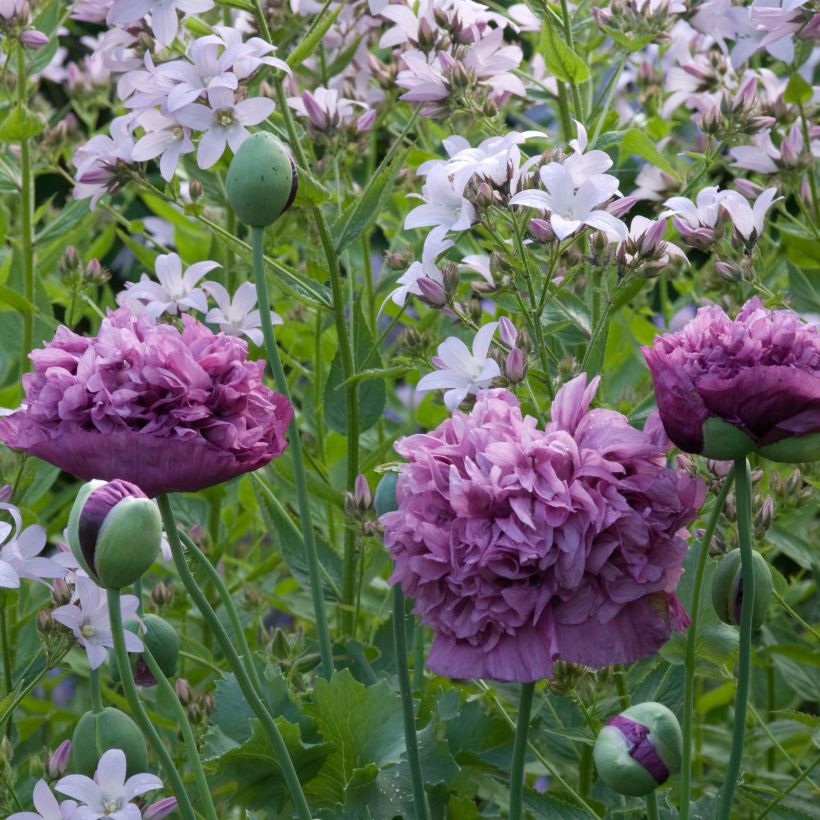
[593,702,682,796]
[71,707,148,777]
[109,614,180,687]
[374,472,399,516]
[226,132,297,227]
[67,479,162,590]
[711,549,773,629]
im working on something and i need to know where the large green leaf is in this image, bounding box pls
[539,17,589,84]
[620,129,680,179]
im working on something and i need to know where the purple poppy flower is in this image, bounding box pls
[381,375,704,683]
[0,307,292,496]
[642,298,820,462]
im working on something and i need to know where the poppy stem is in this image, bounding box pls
[716,458,755,820]
[679,465,735,820]
[88,666,103,714]
[106,589,197,820]
[392,585,430,820]
[646,790,660,820]
[510,681,536,820]
[157,494,314,820]
[17,43,34,383]
[249,224,334,679]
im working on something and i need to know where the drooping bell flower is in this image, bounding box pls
[380,374,705,683]
[593,702,682,796]
[0,307,293,496]
[642,298,820,462]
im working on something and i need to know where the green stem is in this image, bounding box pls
[767,663,776,772]
[140,645,219,820]
[579,744,593,799]
[679,465,734,820]
[250,226,333,678]
[412,618,425,691]
[555,83,573,143]
[157,494,313,820]
[17,45,33,380]
[715,458,755,820]
[509,682,535,820]
[0,604,11,696]
[106,589,197,820]
[589,54,627,147]
[755,756,820,820]
[392,586,430,820]
[89,666,103,713]
[646,790,660,820]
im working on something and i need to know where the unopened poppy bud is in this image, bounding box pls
[505,349,527,383]
[72,708,148,777]
[374,472,399,516]
[110,614,179,687]
[418,276,447,307]
[227,132,297,227]
[711,548,773,629]
[67,480,162,589]
[593,702,682,796]
[45,740,71,779]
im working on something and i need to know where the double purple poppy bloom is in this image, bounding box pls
[643,297,820,462]
[381,374,704,683]
[0,308,292,496]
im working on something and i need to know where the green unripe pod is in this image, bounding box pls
[711,548,773,629]
[109,614,180,687]
[67,479,162,590]
[593,702,682,797]
[226,132,298,227]
[374,472,399,516]
[71,707,148,777]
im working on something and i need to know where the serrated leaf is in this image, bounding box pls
[523,791,590,819]
[539,17,590,84]
[620,129,680,180]
[784,73,812,105]
[0,105,46,141]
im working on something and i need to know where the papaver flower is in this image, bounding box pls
[0,308,292,496]
[381,375,704,682]
[642,298,820,462]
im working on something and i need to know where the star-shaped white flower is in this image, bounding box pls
[0,502,65,589]
[203,281,281,346]
[8,779,77,820]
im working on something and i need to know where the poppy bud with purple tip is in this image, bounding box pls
[109,614,180,687]
[711,549,773,629]
[593,702,682,796]
[71,708,148,777]
[374,472,399,516]
[67,479,162,589]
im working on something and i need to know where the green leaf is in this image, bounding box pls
[0,105,46,141]
[784,73,812,105]
[767,524,819,570]
[293,167,331,206]
[539,17,590,84]
[0,282,35,315]
[35,200,91,245]
[620,129,680,180]
[324,301,386,435]
[305,669,406,808]
[331,150,404,253]
[523,791,590,819]
[287,1,345,70]
[787,263,820,313]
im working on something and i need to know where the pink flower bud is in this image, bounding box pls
[418,276,447,307]
[639,218,667,254]
[354,474,372,510]
[734,179,763,198]
[143,798,178,820]
[498,317,518,348]
[20,29,48,49]
[734,75,757,108]
[673,217,715,248]
[301,91,329,130]
[504,349,527,383]
[45,739,71,779]
[356,109,376,134]
[528,218,554,242]
[0,485,10,502]
[608,195,637,217]
[780,124,803,167]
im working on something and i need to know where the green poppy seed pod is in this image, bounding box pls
[109,614,180,687]
[711,549,773,629]
[374,472,399,516]
[67,479,162,589]
[226,132,298,227]
[593,702,682,797]
[71,707,148,777]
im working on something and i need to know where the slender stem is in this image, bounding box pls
[250,226,333,678]
[89,667,103,713]
[615,666,629,710]
[767,663,776,772]
[755,756,820,819]
[579,744,593,799]
[140,645,219,820]
[106,589,197,820]
[555,83,573,140]
[589,54,627,147]
[0,603,12,696]
[17,45,34,380]
[412,618,425,691]
[679,466,735,820]
[646,790,660,820]
[392,586,430,820]
[716,458,755,820]
[509,682,535,820]
[157,494,313,820]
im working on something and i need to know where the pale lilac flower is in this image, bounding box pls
[386,227,453,309]
[416,322,501,411]
[563,121,614,185]
[662,186,731,246]
[729,124,810,173]
[510,163,628,242]
[619,216,688,268]
[633,159,678,202]
[0,503,66,588]
[287,86,374,133]
[720,186,780,242]
[662,53,735,119]
[56,749,163,819]
[52,577,142,670]
[0,0,25,20]
[8,779,77,820]
[175,86,275,169]
[72,115,135,207]
[461,254,494,286]
[131,110,194,182]
[210,25,289,81]
[117,252,217,321]
[70,0,111,23]
[203,281,280,346]
[404,163,477,233]
[107,0,214,48]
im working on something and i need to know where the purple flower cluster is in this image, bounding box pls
[381,375,704,682]
[0,308,292,496]
[643,297,820,458]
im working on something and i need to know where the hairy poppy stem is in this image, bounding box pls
[250,225,334,678]
[716,458,755,820]
[106,589,197,820]
[88,666,103,714]
[17,44,34,383]
[646,790,660,820]
[392,585,430,820]
[509,681,535,820]
[679,465,735,820]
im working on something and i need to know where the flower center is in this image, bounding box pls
[79,620,95,638]
[103,798,123,814]
[172,125,184,139]
[216,109,234,128]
